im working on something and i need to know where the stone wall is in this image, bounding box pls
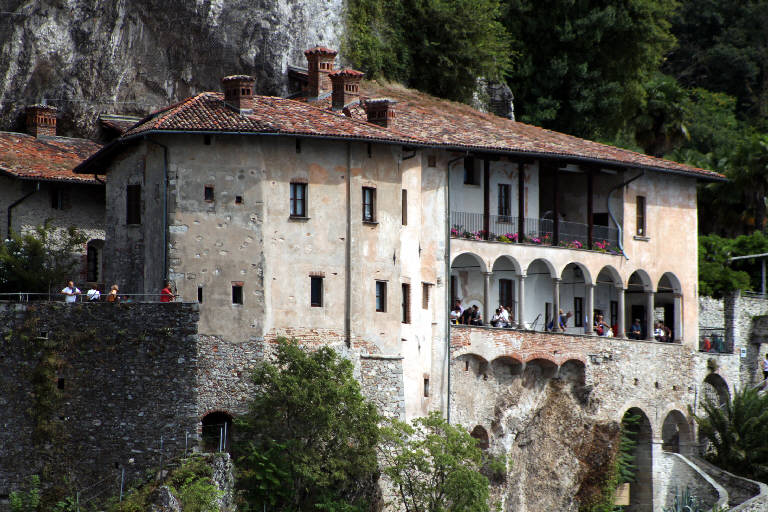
[654,453,724,511]
[699,296,724,329]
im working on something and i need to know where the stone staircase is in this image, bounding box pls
[686,456,768,511]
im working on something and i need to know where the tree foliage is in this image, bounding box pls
[345,0,512,102]
[233,339,380,512]
[379,411,491,512]
[698,232,768,297]
[503,0,677,139]
[692,387,768,482]
[0,222,87,295]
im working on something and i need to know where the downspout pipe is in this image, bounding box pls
[445,154,466,424]
[345,142,352,348]
[7,181,39,239]
[607,169,644,260]
[145,137,169,284]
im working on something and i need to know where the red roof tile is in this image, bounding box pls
[86,83,724,181]
[0,132,102,184]
[304,46,338,56]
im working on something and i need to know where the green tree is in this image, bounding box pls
[9,475,41,512]
[692,387,768,482]
[233,339,380,511]
[379,411,491,512]
[0,221,87,295]
[345,0,512,103]
[503,0,678,139]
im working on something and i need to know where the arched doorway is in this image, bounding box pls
[623,407,653,512]
[491,255,522,326]
[523,259,556,330]
[86,239,104,283]
[470,425,490,450]
[559,263,591,333]
[626,270,653,340]
[661,410,692,455]
[201,411,233,453]
[451,253,487,320]
[655,273,682,342]
[596,266,622,337]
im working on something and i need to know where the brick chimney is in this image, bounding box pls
[26,105,57,137]
[221,75,255,114]
[304,46,337,98]
[329,69,364,110]
[365,99,397,128]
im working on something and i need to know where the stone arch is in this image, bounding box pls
[623,407,653,512]
[702,373,730,408]
[661,409,692,455]
[597,265,622,287]
[559,359,586,386]
[451,252,487,273]
[523,357,558,387]
[594,265,623,335]
[456,353,490,379]
[526,258,556,278]
[524,259,557,330]
[559,261,593,285]
[559,263,591,332]
[491,356,523,384]
[626,270,654,340]
[470,425,490,450]
[491,256,522,324]
[655,272,682,342]
[201,410,233,453]
[492,255,522,275]
[657,272,682,294]
[451,252,487,313]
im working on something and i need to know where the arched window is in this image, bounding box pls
[201,411,233,453]
[86,239,104,283]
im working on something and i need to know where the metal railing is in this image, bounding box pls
[450,211,619,250]
[0,292,183,303]
[698,328,732,354]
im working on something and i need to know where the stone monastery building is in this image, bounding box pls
[8,47,767,511]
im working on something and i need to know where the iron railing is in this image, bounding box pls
[699,328,732,354]
[0,292,183,303]
[450,211,619,251]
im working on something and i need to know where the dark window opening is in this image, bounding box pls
[593,212,609,226]
[201,411,233,453]
[498,184,511,218]
[204,185,215,202]
[57,378,65,390]
[463,157,476,185]
[427,155,437,167]
[126,184,141,225]
[232,284,243,305]
[465,360,470,371]
[470,425,490,450]
[203,134,211,145]
[86,244,99,282]
[376,281,387,312]
[310,276,323,307]
[423,377,430,397]
[235,195,243,205]
[545,302,552,328]
[198,286,203,303]
[363,187,376,222]
[296,139,301,153]
[610,300,619,328]
[50,187,64,210]
[401,189,408,225]
[499,279,514,309]
[402,283,411,323]
[422,283,430,310]
[636,196,646,236]
[290,183,307,217]
[367,142,372,158]
[574,297,584,327]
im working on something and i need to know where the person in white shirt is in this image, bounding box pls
[61,281,81,303]
[500,305,511,326]
[86,286,101,301]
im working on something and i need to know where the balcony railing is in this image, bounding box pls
[450,211,619,252]
[699,328,732,354]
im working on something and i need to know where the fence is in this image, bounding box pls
[450,211,619,249]
[0,292,184,303]
[699,328,732,354]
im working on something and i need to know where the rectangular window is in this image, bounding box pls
[423,377,430,397]
[204,185,215,202]
[498,184,511,218]
[545,302,552,328]
[126,184,141,225]
[290,183,307,217]
[401,283,411,323]
[197,286,203,303]
[427,155,437,167]
[232,283,243,305]
[363,187,376,222]
[574,297,584,327]
[235,195,243,205]
[310,276,323,307]
[463,156,476,185]
[401,189,407,226]
[636,196,646,236]
[422,283,430,310]
[50,187,64,210]
[375,281,387,312]
[499,279,514,309]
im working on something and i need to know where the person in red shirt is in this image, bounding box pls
[160,281,175,303]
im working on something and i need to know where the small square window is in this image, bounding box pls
[204,185,215,202]
[290,183,307,217]
[310,276,323,307]
[235,195,243,204]
[232,283,243,305]
[376,281,387,312]
[363,187,376,222]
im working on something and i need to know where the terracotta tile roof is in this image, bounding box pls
[99,114,143,134]
[87,82,724,181]
[304,46,337,56]
[0,132,102,184]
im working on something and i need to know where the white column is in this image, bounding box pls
[517,275,526,328]
[617,286,626,338]
[673,293,683,342]
[585,284,594,334]
[483,271,492,325]
[646,290,655,340]
[552,277,561,331]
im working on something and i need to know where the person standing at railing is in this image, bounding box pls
[61,281,81,303]
[160,281,176,303]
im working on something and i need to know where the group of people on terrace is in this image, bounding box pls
[60,280,176,303]
[450,300,517,328]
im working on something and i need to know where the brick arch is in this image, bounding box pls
[661,408,693,455]
[523,352,558,365]
[555,353,586,366]
[491,355,524,380]
[558,358,586,386]
[201,409,234,453]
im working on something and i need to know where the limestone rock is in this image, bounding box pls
[148,485,180,512]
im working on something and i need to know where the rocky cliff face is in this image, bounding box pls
[0,0,343,138]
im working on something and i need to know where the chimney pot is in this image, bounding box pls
[221,75,255,114]
[304,46,338,98]
[26,105,57,138]
[365,98,397,129]
[329,69,364,110]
